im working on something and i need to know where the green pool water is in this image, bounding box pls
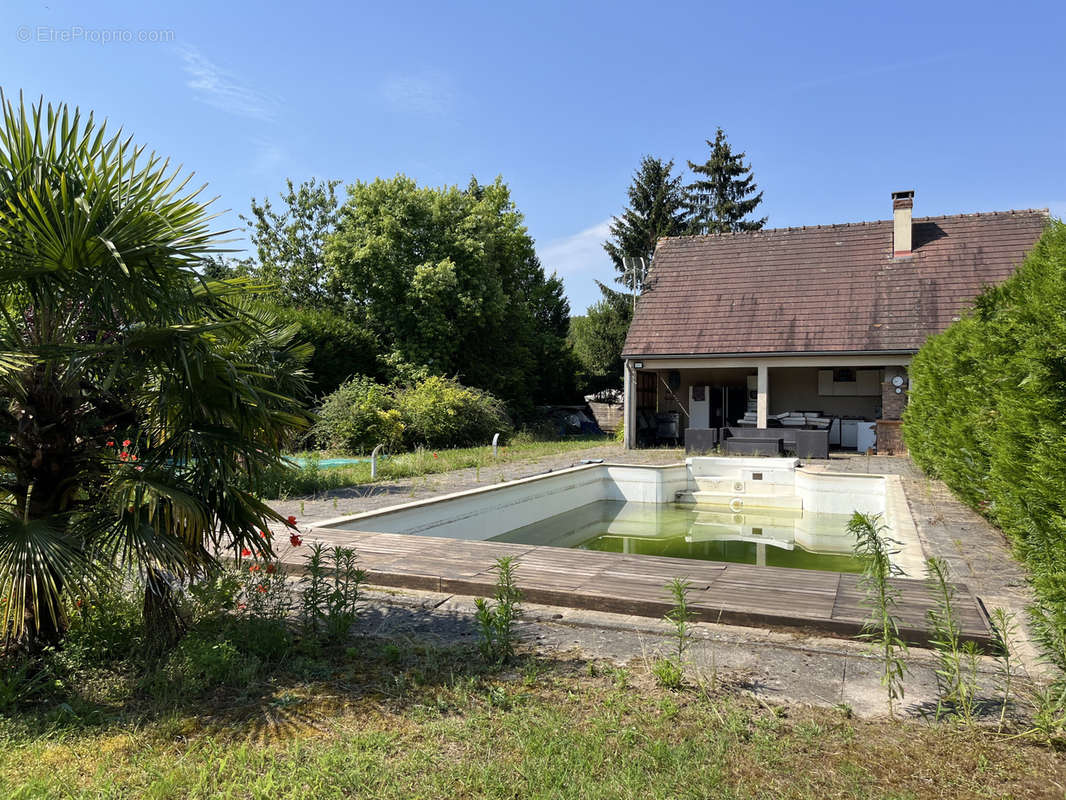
[490,500,867,573]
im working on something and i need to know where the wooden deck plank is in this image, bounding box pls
[296,529,995,649]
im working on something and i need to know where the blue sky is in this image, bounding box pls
[5,0,1065,312]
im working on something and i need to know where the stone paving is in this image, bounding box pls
[268,445,1041,717]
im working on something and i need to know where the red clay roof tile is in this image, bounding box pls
[622,209,1049,357]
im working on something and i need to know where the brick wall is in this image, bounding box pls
[877,366,909,454]
[880,366,908,420]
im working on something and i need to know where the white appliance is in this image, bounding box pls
[856,422,877,453]
[840,419,858,449]
[746,375,758,413]
[689,385,711,429]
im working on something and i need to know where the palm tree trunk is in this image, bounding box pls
[143,566,187,656]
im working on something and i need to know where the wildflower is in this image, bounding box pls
[241,548,252,557]
[135,465,144,472]
[257,584,267,593]
[122,439,131,447]
[119,451,129,460]
[130,455,138,462]
[433,452,438,459]
[260,530,269,538]
[249,564,261,572]
[265,564,276,574]
[238,603,247,610]
[287,515,297,526]
[106,440,114,447]
[290,533,303,547]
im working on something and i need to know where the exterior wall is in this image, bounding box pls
[876,366,909,454]
[880,366,909,420]
[768,367,880,418]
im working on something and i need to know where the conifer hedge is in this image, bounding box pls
[904,220,1066,624]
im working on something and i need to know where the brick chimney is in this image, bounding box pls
[892,190,914,257]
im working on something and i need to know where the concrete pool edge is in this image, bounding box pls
[279,529,994,650]
[301,457,961,644]
[310,458,924,576]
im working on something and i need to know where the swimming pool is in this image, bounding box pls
[311,457,925,576]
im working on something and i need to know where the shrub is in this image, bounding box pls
[311,375,405,453]
[277,307,385,396]
[397,375,511,450]
[904,220,1066,670]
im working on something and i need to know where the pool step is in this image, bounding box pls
[675,489,803,511]
[692,477,795,496]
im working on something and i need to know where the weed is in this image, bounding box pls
[665,577,694,666]
[653,657,684,690]
[298,542,366,643]
[925,556,978,722]
[474,556,522,665]
[989,607,1019,730]
[850,511,907,715]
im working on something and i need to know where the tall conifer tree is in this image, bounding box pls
[602,156,688,292]
[684,128,767,234]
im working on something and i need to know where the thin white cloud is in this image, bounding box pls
[180,46,279,120]
[538,218,613,278]
[537,218,619,312]
[379,73,453,114]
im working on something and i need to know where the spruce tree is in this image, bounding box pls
[684,128,767,234]
[603,156,688,292]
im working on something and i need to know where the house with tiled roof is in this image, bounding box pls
[620,191,1049,454]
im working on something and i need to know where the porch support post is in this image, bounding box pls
[623,359,636,449]
[756,365,768,429]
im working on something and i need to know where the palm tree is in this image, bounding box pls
[0,93,313,648]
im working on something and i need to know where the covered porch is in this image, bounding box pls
[622,354,910,455]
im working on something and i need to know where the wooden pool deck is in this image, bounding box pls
[282,529,994,649]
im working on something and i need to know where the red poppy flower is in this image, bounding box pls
[433,452,438,459]
[287,515,297,526]
[249,564,260,572]
[119,451,129,460]
[106,440,114,447]
[240,548,251,557]
[265,564,276,574]
[122,439,131,447]
[135,465,144,472]
[257,584,267,593]
[289,533,303,547]
[130,455,138,462]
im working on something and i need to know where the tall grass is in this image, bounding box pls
[256,434,612,499]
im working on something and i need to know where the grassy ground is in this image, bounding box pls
[2,637,1064,800]
[262,434,614,499]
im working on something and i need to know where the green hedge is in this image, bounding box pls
[276,307,384,396]
[311,375,511,453]
[904,220,1066,624]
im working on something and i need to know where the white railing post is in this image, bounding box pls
[492,432,500,458]
[370,443,384,479]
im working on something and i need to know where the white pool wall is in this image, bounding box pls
[314,463,695,542]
